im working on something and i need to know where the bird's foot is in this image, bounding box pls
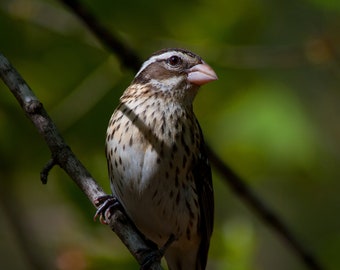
[93,195,122,224]
[140,234,176,270]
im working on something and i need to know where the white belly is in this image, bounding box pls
[106,102,199,246]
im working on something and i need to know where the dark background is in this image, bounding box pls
[1,0,340,269]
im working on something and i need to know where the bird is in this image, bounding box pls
[101,48,216,270]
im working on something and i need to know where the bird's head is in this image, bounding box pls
[131,48,217,103]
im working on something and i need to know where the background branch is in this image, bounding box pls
[58,0,142,71]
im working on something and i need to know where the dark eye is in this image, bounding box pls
[168,55,182,66]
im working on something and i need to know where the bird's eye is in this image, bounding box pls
[167,55,182,66]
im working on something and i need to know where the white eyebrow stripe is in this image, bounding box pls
[134,51,185,78]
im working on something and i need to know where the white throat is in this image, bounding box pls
[149,76,184,92]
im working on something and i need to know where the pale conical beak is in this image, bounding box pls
[187,61,218,86]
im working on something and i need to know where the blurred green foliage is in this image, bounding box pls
[1,0,340,269]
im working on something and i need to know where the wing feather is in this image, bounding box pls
[193,120,214,269]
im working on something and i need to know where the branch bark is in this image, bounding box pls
[0,53,162,270]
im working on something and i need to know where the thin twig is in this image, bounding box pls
[40,159,57,184]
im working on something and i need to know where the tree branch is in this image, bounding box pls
[0,53,162,270]
[58,0,142,71]
[57,1,326,270]
[206,146,323,270]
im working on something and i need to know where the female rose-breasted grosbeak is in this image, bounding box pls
[104,48,216,270]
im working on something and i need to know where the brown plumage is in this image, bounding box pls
[105,48,216,269]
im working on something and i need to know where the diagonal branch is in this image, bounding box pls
[0,53,162,270]
[57,1,325,270]
[58,0,142,71]
[206,147,323,270]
